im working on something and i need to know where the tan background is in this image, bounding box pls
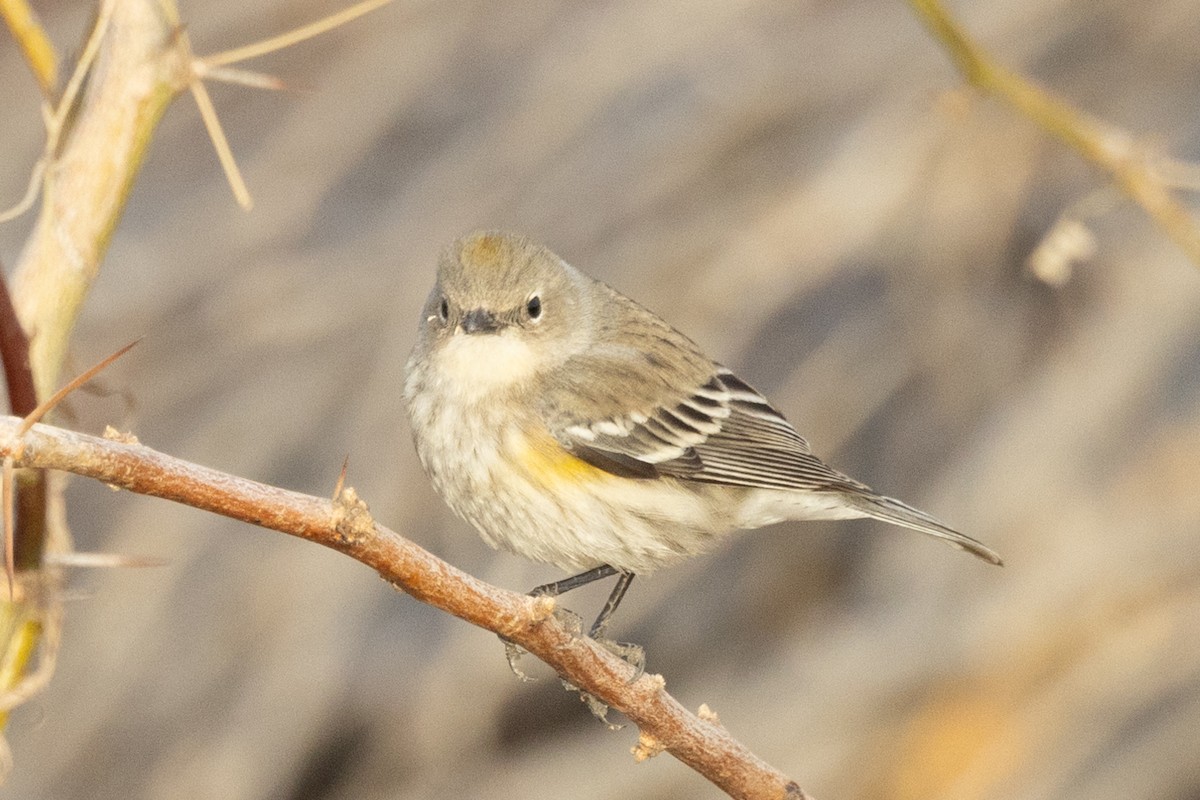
[3,1,1199,798]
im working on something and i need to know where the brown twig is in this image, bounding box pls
[0,268,46,581]
[0,276,36,418]
[0,416,811,800]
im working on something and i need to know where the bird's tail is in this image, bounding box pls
[842,492,1003,565]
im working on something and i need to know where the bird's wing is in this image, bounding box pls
[548,366,865,493]
[544,361,1004,565]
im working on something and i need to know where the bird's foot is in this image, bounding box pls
[560,679,624,729]
[502,639,534,682]
[500,605,584,681]
[593,636,646,684]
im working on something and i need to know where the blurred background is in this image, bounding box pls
[2,0,1199,798]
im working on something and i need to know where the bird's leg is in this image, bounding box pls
[529,564,618,598]
[588,570,644,683]
[588,570,634,638]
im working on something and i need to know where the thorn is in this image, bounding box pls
[201,0,395,68]
[188,79,253,210]
[192,64,287,92]
[19,337,142,436]
[45,552,168,569]
[332,455,350,501]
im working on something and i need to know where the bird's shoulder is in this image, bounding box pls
[538,285,716,419]
[530,285,865,493]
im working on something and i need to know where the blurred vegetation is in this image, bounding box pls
[1,1,1198,798]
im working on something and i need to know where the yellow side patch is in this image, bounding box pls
[509,429,611,486]
[461,233,505,269]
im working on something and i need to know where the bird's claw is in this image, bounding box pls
[500,605,584,681]
[561,679,624,729]
[594,637,645,684]
[503,639,535,682]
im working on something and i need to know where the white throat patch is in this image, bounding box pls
[434,329,540,394]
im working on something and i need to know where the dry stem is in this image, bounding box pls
[909,0,1200,269]
[10,0,189,401]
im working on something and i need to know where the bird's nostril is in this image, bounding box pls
[462,308,498,334]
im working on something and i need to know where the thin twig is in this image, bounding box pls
[4,332,139,585]
[0,417,812,800]
[182,0,394,208]
[0,0,111,225]
[0,0,59,98]
[202,0,394,68]
[0,158,45,223]
[909,0,1200,269]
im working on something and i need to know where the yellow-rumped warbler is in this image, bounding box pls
[404,231,1001,637]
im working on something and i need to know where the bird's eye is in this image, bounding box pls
[438,296,450,322]
[526,294,542,321]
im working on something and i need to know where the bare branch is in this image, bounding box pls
[0,416,811,800]
[909,0,1200,269]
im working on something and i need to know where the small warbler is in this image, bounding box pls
[404,232,1001,638]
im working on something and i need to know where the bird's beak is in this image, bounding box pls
[461,308,499,334]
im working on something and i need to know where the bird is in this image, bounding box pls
[403,231,1001,642]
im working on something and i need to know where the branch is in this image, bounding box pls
[9,0,189,401]
[909,0,1200,269]
[0,416,811,800]
[0,0,58,97]
[0,270,44,574]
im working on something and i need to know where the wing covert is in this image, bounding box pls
[552,369,864,494]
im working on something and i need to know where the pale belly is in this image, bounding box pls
[406,376,739,573]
